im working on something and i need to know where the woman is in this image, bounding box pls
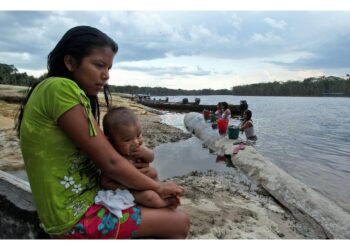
[17,26,189,239]
[221,102,231,120]
[214,102,223,118]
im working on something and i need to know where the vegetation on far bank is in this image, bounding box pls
[1,63,350,97]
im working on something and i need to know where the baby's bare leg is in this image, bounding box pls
[101,173,178,208]
[132,190,179,208]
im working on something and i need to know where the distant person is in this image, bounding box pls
[214,102,223,118]
[17,25,189,239]
[240,109,257,141]
[102,107,179,209]
[221,102,231,120]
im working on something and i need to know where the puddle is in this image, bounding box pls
[154,136,238,180]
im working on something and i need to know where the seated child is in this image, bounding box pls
[240,109,257,141]
[101,106,179,208]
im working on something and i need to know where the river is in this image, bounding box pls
[152,95,350,213]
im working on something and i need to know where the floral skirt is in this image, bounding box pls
[60,204,141,239]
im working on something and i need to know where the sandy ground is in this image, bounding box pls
[0,86,310,239]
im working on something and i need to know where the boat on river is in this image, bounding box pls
[136,96,248,117]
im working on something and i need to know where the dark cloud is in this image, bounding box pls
[118,64,211,76]
[0,11,76,69]
[266,32,350,70]
[116,42,168,62]
[1,11,350,74]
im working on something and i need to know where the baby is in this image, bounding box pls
[101,106,179,208]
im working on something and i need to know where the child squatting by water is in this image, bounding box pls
[240,109,257,141]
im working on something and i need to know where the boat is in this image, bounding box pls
[137,97,248,117]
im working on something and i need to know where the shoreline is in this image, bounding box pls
[0,89,324,239]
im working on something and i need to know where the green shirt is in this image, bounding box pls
[20,77,100,235]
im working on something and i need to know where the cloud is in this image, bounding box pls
[189,25,230,44]
[118,64,211,77]
[264,17,287,29]
[229,13,242,30]
[2,11,350,88]
[248,32,283,45]
[267,32,350,70]
[0,52,31,61]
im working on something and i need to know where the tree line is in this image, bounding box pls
[107,85,231,96]
[232,76,350,97]
[0,63,47,86]
[1,63,349,97]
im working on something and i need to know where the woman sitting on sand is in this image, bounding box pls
[17,25,189,239]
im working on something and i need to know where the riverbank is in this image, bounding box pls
[0,85,321,239]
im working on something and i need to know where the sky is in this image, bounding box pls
[1,2,350,90]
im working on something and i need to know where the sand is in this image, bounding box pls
[0,87,313,239]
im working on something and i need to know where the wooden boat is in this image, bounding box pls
[137,98,248,117]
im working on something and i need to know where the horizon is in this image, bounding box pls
[2,63,347,92]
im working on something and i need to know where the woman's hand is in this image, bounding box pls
[156,181,184,198]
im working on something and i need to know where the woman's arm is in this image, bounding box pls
[100,174,125,190]
[222,109,231,119]
[58,104,182,196]
[240,120,252,131]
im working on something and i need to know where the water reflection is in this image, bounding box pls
[154,136,243,178]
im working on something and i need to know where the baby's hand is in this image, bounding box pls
[130,145,146,158]
[130,145,154,163]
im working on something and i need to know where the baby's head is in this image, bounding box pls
[103,107,143,156]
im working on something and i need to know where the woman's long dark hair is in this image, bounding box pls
[16,26,118,136]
